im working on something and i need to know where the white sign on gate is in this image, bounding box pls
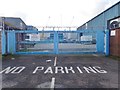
[111,30,116,36]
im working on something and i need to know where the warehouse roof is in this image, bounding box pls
[0,17,27,30]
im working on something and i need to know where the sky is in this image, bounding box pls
[0,0,120,29]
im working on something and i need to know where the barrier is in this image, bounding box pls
[2,30,109,55]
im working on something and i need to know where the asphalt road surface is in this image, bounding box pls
[1,54,119,90]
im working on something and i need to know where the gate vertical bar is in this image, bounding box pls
[54,31,59,54]
[105,30,110,56]
[2,30,6,54]
[7,31,16,54]
[96,30,104,53]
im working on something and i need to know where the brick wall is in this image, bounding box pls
[110,28,120,57]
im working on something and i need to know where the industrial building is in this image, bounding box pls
[0,17,27,54]
[0,17,26,30]
[77,1,120,57]
[77,1,120,31]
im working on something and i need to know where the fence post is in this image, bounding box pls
[54,31,59,54]
[2,30,6,54]
[105,30,110,56]
[7,31,16,54]
[96,30,104,54]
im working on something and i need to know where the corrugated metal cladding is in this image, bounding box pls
[0,17,27,30]
[77,1,120,31]
[119,2,120,15]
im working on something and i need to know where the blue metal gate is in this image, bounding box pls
[2,30,109,55]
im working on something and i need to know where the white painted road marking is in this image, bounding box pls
[33,66,44,74]
[46,60,52,62]
[0,67,25,74]
[51,57,57,89]
[54,57,57,66]
[50,77,55,90]
[1,66,107,74]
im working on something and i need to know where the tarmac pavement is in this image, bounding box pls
[1,54,119,89]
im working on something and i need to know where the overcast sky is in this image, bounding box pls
[0,0,120,28]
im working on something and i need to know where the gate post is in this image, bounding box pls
[96,30,104,54]
[105,30,110,56]
[54,31,59,54]
[7,31,16,54]
[2,30,6,54]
